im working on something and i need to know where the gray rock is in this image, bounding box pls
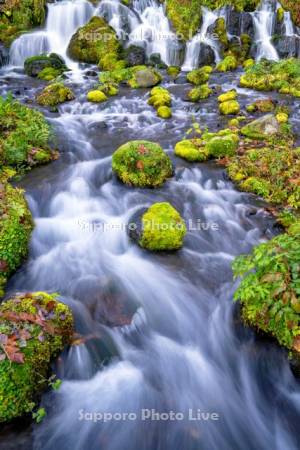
[0,43,9,67]
[275,36,299,58]
[240,12,254,38]
[134,68,161,88]
[125,45,146,66]
[243,114,280,137]
[198,43,215,66]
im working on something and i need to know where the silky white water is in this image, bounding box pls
[251,0,279,61]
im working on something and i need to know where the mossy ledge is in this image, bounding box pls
[112,140,173,188]
[0,292,74,422]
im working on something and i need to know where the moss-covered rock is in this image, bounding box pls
[86,90,107,103]
[243,58,255,69]
[188,84,212,102]
[165,0,202,41]
[217,55,238,72]
[246,98,275,113]
[219,100,240,115]
[129,67,162,88]
[0,171,33,296]
[0,95,55,169]
[174,139,209,162]
[98,83,119,97]
[167,66,180,78]
[0,292,73,422]
[24,53,67,78]
[218,89,237,103]
[0,0,46,46]
[186,66,212,85]
[241,114,280,140]
[157,106,172,119]
[148,87,171,108]
[36,83,75,107]
[276,112,289,124]
[112,140,173,188]
[138,202,186,251]
[205,132,239,157]
[67,16,123,70]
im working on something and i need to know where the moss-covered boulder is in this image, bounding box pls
[188,84,212,102]
[86,90,107,103]
[0,0,46,46]
[218,89,237,103]
[186,66,212,85]
[36,83,75,107]
[241,114,280,140]
[112,140,172,188]
[157,106,172,119]
[276,112,289,124]
[0,173,33,296]
[0,95,56,168]
[67,16,123,70]
[217,55,238,72]
[246,98,275,113]
[174,139,209,162]
[167,66,180,78]
[219,100,240,115]
[24,53,67,78]
[165,0,202,41]
[99,66,162,88]
[148,87,171,108]
[98,83,119,97]
[138,202,186,251]
[0,292,73,422]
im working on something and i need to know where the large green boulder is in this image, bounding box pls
[186,66,212,85]
[138,202,186,251]
[0,292,74,422]
[129,68,162,88]
[112,140,172,188]
[175,139,209,162]
[241,114,280,140]
[67,16,123,70]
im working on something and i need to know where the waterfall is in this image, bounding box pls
[251,0,279,61]
[95,0,182,66]
[283,11,294,36]
[9,0,94,67]
[182,7,223,71]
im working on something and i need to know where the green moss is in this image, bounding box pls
[0,292,73,422]
[139,202,186,251]
[167,66,181,78]
[240,59,300,97]
[218,89,237,103]
[67,16,122,70]
[0,95,54,169]
[0,0,46,45]
[233,231,300,357]
[25,53,67,78]
[243,58,255,69]
[37,67,62,81]
[99,66,162,88]
[219,100,240,115]
[205,133,239,157]
[165,0,203,41]
[280,0,300,27]
[276,112,289,124]
[0,172,33,296]
[98,83,119,97]
[217,55,238,72]
[36,83,75,107]
[157,106,172,119]
[187,66,212,85]
[112,140,173,188]
[277,6,285,22]
[174,139,209,162]
[148,88,172,107]
[86,90,107,103]
[213,17,228,46]
[188,84,212,102]
[240,114,281,140]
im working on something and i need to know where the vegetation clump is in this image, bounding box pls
[36,83,75,107]
[138,202,186,251]
[112,140,173,188]
[0,95,55,168]
[99,66,162,88]
[86,90,107,103]
[218,90,240,115]
[0,292,73,422]
[187,84,212,102]
[24,53,67,78]
[186,66,212,85]
[148,87,172,119]
[0,0,46,45]
[0,170,33,296]
[217,55,238,72]
[67,16,124,70]
[240,59,300,97]
[175,139,209,162]
[246,98,275,113]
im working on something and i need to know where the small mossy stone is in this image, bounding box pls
[157,106,172,119]
[205,134,239,158]
[112,140,173,188]
[36,83,75,107]
[174,139,209,162]
[276,112,289,124]
[129,68,162,88]
[217,55,238,72]
[218,90,237,103]
[167,66,180,78]
[186,67,212,85]
[188,84,212,102]
[219,100,240,115]
[139,202,186,251]
[87,90,108,103]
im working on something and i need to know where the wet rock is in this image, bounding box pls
[275,36,299,58]
[124,45,146,66]
[226,8,241,36]
[241,114,280,139]
[133,68,162,88]
[198,43,215,66]
[24,53,67,77]
[240,12,254,38]
[148,53,167,69]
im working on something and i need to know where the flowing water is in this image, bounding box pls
[251,0,279,61]
[1,0,300,449]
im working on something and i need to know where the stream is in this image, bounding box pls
[1,0,300,449]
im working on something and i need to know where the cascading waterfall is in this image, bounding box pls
[96,0,182,66]
[251,0,279,61]
[283,11,294,36]
[182,7,223,72]
[9,0,94,66]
